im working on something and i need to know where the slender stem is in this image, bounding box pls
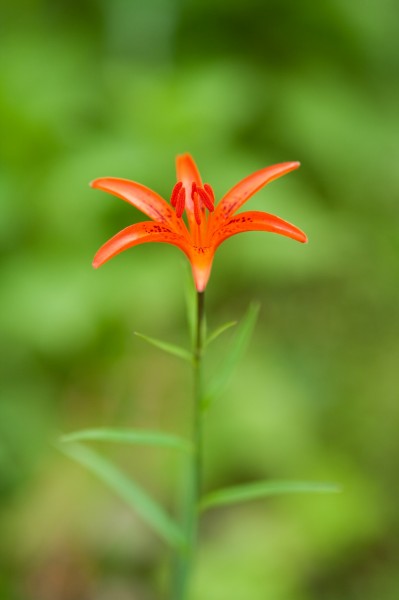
[193,290,205,503]
[172,291,206,600]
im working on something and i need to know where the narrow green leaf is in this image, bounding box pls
[206,321,237,346]
[203,303,260,406]
[200,480,341,512]
[60,428,192,453]
[134,332,193,362]
[58,442,185,548]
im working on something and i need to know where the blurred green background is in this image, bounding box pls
[1,0,399,598]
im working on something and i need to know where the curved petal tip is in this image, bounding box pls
[90,178,107,189]
[176,153,202,185]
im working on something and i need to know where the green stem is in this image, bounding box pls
[173,291,205,599]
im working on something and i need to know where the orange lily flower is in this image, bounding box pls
[91,154,307,291]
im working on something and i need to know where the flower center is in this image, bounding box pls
[170,181,215,225]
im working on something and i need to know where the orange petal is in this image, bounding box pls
[93,221,192,268]
[91,177,182,230]
[190,248,214,292]
[212,210,308,249]
[176,153,203,187]
[212,162,300,227]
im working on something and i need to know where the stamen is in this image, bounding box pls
[197,187,215,212]
[170,181,183,207]
[175,186,186,218]
[203,184,215,205]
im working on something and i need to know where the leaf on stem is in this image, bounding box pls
[134,332,193,362]
[60,428,192,453]
[203,303,259,406]
[58,442,185,548]
[199,480,341,512]
[205,321,237,346]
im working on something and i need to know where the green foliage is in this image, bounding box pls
[200,481,341,512]
[134,331,193,362]
[58,442,185,549]
[205,321,237,346]
[60,428,192,452]
[203,304,259,407]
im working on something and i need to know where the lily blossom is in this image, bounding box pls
[91,154,307,291]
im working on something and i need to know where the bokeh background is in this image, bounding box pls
[1,0,399,598]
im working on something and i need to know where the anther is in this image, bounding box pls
[197,187,215,212]
[203,184,215,206]
[170,181,183,207]
[175,186,186,218]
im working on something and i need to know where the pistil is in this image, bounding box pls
[191,183,202,225]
